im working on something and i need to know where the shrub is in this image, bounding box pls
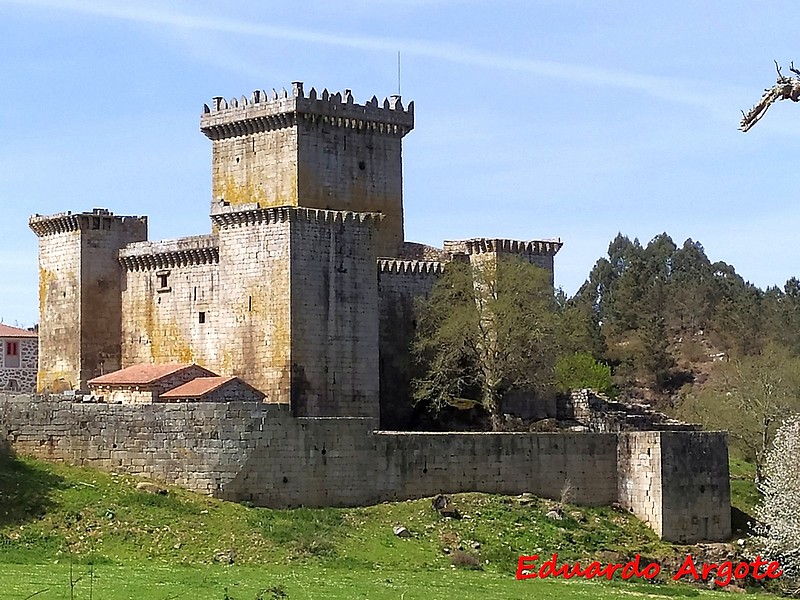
[450,550,482,570]
[554,352,614,395]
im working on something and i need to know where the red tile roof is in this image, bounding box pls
[0,324,37,338]
[88,363,216,386]
[159,376,237,399]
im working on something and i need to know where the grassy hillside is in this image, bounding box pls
[0,453,774,599]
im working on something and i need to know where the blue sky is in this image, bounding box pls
[1,0,799,327]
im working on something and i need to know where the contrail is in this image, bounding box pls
[3,0,738,113]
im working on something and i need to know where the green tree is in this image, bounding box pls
[554,352,613,396]
[412,256,557,430]
[678,344,800,481]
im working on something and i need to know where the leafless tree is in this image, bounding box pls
[740,61,800,132]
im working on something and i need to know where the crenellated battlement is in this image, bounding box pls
[118,235,219,271]
[443,237,563,257]
[29,209,147,238]
[378,259,444,275]
[210,205,384,230]
[200,81,414,140]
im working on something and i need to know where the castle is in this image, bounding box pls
[28,81,562,427]
[0,83,732,544]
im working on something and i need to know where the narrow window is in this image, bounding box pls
[193,287,197,302]
[199,312,206,324]
[156,270,171,293]
[248,296,252,312]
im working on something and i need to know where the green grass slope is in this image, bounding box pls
[0,453,775,599]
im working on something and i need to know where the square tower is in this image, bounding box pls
[200,82,414,257]
[29,209,148,391]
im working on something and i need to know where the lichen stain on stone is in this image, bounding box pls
[214,176,298,210]
[38,267,55,316]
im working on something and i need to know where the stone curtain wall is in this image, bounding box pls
[377,260,444,428]
[658,431,730,542]
[617,432,663,536]
[370,432,618,505]
[0,339,38,392]
[120,237,221,370]
[0,394,731,542]
[0,397,264,493]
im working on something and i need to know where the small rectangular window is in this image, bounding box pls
[4,341,20,368]
[199,312,206,324]
[156,270,171,293]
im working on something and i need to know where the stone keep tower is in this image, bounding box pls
[29,209,148,391]
[200,82,414,257]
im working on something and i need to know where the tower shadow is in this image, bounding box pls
[0,444,64,528]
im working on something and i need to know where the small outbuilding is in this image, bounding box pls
[0,323,38,393]
[159,376,265,403]
[88,363,217,404]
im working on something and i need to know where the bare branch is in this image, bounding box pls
[740,61,800,131]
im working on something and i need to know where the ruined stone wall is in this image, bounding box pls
[289,210,381,421]
[0,394,732,542]
[30,211,147,392]
[0,338,37,392]
[564,389,702,432]
[377,260,444,428]
[120,236,221,371]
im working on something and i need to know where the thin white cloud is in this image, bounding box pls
[4,0,744,115]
